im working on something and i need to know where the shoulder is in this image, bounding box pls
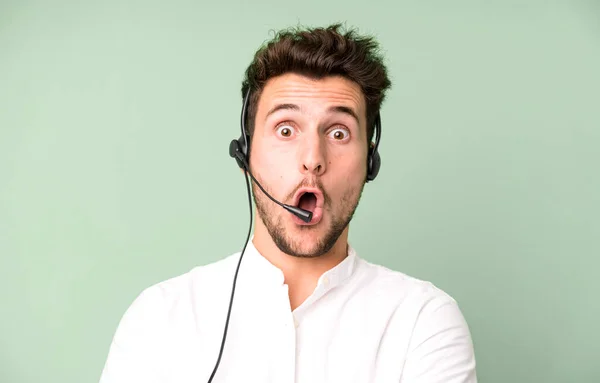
[353,257,473,351]
[128,252,241,314]
[110,252,241,341]
[353,257,458,310]
[353,258,477,382]
[105,253,241,356]
[100,254,242,381]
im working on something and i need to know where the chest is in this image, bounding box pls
[164,290,411,383]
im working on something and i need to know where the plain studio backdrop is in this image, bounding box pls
[1,1,599,382]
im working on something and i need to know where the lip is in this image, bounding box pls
[292,187,324,226]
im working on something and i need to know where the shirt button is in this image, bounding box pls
[294,317,299,328]
[322,276,329,286]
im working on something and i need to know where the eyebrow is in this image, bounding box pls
[265,103,360,124]
[266,103,300,118]
[329,105,360,125]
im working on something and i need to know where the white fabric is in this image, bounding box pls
[99,241,477,383]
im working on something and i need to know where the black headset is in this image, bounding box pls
[229,88,382,181]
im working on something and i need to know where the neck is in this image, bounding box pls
[252,213,349,310]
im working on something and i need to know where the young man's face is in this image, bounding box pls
[249,73,369,258]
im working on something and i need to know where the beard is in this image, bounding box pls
[252,176,365,258]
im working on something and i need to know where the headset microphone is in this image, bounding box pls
[229,140,313,223]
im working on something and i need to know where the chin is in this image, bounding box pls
[273,220,344,258]
[282,242,329,258]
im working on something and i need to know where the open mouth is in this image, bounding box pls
[292,188,324,225]
[297,192,318,213]
[293,188,324,212]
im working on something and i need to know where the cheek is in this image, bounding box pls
[331,149,368,179]
[264,150,292,174]
[326,154,367,201]
[251,142,294,186]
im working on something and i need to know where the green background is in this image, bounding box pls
[1,1,599,382]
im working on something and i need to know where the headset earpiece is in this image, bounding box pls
[229,137,247,169]
[229,88,252,169]
[366,144,381,182]
[366,113,382,182]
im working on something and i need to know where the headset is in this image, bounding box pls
[207,87,383,383]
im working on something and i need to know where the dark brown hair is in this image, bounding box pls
[241,23,392,144]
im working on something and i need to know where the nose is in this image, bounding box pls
[298,133,326,177]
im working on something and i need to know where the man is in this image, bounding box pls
[99,24,477,383]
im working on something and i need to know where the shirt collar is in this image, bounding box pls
[239,238,286,287]
[240,236,358,292]
[316,244,357,290]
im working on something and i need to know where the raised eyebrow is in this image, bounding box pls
[327,106,360,125]
[265,103,360,125]
[265,103,300,119]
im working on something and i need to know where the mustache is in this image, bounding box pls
[285,178,331,206]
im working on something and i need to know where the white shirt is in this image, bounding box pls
[99,241,477,383]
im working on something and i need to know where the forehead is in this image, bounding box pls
[257,73,366,120]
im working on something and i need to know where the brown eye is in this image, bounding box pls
[330,128,349,140]
[276,124,294,138]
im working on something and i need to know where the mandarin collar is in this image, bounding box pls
[240,237,358,292]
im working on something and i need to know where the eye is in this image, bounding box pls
[329,127,349,141]
[275,124,294,138]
